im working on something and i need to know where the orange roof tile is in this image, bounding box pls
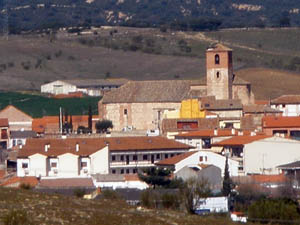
[255,100,269,105]
[271,95,300,104]
[262,116,300,128]
[18,136,192,158]
[251,174,286,183]
[156,151,197,165]
[212,135,270,146]
[0,176,38,187]
[0,118,8,127]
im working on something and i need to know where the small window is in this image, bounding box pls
[112,155,116,161]
[199,156,203,162]
[81,162,87,168]
[112,169,116,174]
[124,109,127,115]
[51,162,57,168]
[22,163,28,169]
[156,154,160,159]
[120,155,124,161]
[126,169,130,174]
[204,103,210,107]
[133,169,137,174]
[143,155,148,160]
[216,71,220,79]
[165,154,168,159]
[120,169,124,174]
[170,154,174,157]
[17,139,23,145]
[215,54,220,64]
[133,155,137,161]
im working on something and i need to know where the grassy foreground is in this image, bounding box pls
[0,92,100,118]
[0,187,239,225]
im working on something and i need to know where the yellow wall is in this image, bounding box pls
[180,99,205,118]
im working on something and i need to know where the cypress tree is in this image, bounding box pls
[222,156,232,196]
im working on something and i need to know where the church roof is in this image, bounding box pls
[101,80,206,104]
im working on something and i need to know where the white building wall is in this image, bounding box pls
[90,146,109,174]
[28,154,47,177]
[17,158,30,177]
[41,80,77,95]
[57,153,79,177]
[244,137,300,175]
[79,157,91,176]
[271,104,300,117]
[173,151,239,176]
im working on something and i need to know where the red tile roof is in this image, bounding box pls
[18,136,192,158]
[124,174,141,181]
[255,100,269,105]
[262,116,300,128]
[39,178,94,188]
[212,135,270,146]
[271,95,300,104]
[0,118,8,127]
[156,151,197,165]
[251,173,286,184]
[0,176,38,187]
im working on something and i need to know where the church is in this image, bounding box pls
[98,44,255,131]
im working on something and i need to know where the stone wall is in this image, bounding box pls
[233,85,255,105]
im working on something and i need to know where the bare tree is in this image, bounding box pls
[179,177,211,214]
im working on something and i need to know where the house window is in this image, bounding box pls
[120,155,124,161]
[112,155,116,161]
[112,169,116,174]
[126,169,130,174]
[133,169,137,174]
[156,154,160,159]
[133,155,137,161]
[199,156,203,162]
[170,154,174,157]
[205,156,207,161]
[22,163,28,169]
[124,109,127,115]
[81,162,87,168]
[215,54,220,64]
[120,169,124,174]
[51,162,57,168]
[17,139,22,145]
[143,155,148,160]
[165,154,168,159]
[13,140,16,146]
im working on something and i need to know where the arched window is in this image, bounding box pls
[215,54,220,64]
[216,71,220,79]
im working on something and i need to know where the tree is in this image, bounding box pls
[179,177,211,214]
[138,167,172,189]
[222,156,233,196]
[95,120,113,133]
[88,105,92,133]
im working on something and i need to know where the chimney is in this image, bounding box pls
[250,131,256,136]
[76,143,79,152]
[214,128,218,136]
[238,131,243,136]
[45,144,50,152]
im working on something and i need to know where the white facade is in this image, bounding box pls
[243,137,300,175]
[17,146,109,178]
[41,80,77,95]
[171,151,239,177]
[271,103,300,117]
[176,136,232,150]
[196,197,228,214]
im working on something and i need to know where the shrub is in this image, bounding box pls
[161,193,180,209]
[74,189,86,198]
[140,189,159,208]
[101,189,121,200]
[2,209,33,225]
[95,120,113,133]
[19,183,32,190]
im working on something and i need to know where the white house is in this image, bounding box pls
[41,79,128,96]
[156,150,239,177]
[17,138,109,177]
[271,95,300,116]
[213,135,300,175]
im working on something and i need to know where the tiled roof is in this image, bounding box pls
[243,105,281,114]
[156,151,197,165]
[39,178,94,188]
[262,116,300,128]
[207,43,232,52]
[277,161,300,169]
[101,80,206,104]
[201,99,243,110]
[255,100,269,105]
[162,118,219,133]
[18,136,191,158]
[212,135,270,146]
[271,95,300,104]
[0,118,8,127]
[251,174,286,184]
[10,131,37,139]
[0,176,38,187]
[0,105,33,121]
[198,76,250,85]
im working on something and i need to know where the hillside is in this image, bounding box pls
[0,0,299,32]
[0,187,237,225]
[0,27,300,100]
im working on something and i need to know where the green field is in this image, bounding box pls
[0,92,101,118]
